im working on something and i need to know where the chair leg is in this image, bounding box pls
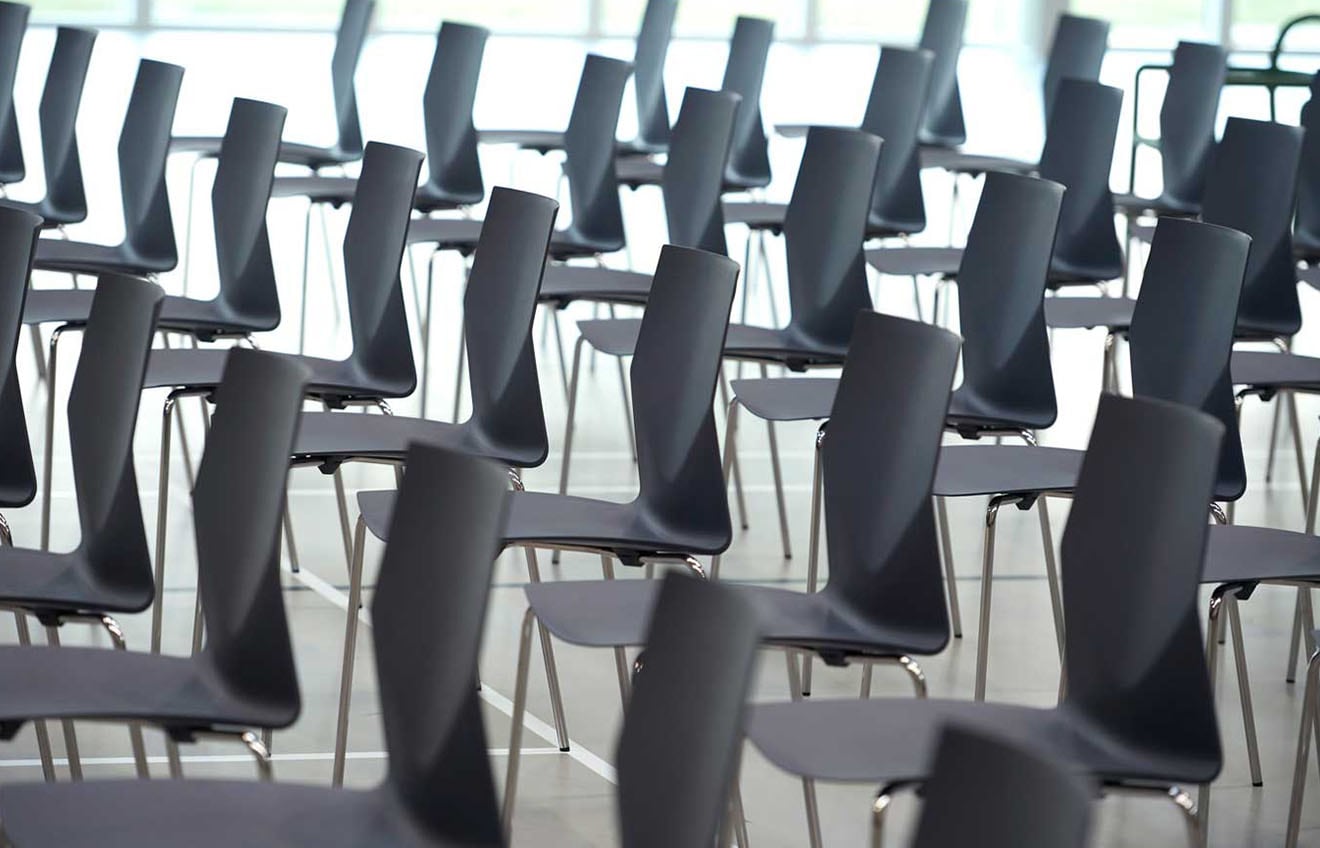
[598,554,631,707]
[552,338,587,567]
[871,790,894,848]
[801,426,826,696]
[1226,594,1263,786]
[450,325,466,424]
[784,651,823,848]
[332,468,354,567]
[316,203,343,331]
[1289,589,1305,684]
[936,496,962,638]
[720,372,749,531]
[1165,787,1201,848]
[27,324,45,383]
[859,662,873,698]
[607,306,637,463]
[281,502,301,574]
[241,730,273,782]
[297,201,314,355]
[548,308,570,397]
[759,364,792,560]
[523,547,570,750]
[757,231,781,329]
[39,327,63,552]
[11,612,55,780]
[151,395,176,654]
[1287,646,1320,848]
[96,615,149,779]
[1199,594,1227,837]
[502,607,537,840]
[43,625,81,780]
[974,500,1003,701]
[180,154,205,299]
[332,516,367,788]
[1037,498,1066,685]
[1266,395,1283,484]
[1289,391,1311,512]
[190,583,204,656]
[712,399,744,580]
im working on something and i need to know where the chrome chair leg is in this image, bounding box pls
[240,729,273,782]
[711,399,744,580]
[759,364,792,561]
[548,308,570,396]
[871,790,894,848]
[1287,646,1320,848]
[502,607,537,840]
[450,324,466,423]
[180,154,206,299]
[1199,593,1227,835]
[332,467,354,567]
[1266,394,1283,483]
[860,662,873,698]
[1226,594,1263,785]
[42,625,81,779]
[297,201,314,355]
[1165,786,1201,848]
[1038,497,1066,667]
[552,338,587,567]
[936,496,962,638]
[523,546,570,750]
[801,425,826,696]
[974,499,1004,701]
[784,651,823,848]
[151,394,177,654]
[96,615,149,778]
[332,516,367,787]
[10,612,55,780]
[190,583,204,656]
[281,503,300,574]
[316,202,343,331]
[607,306,637,463]
[27,325,45,383]
[598,554,632,707]
[757,231,780,329]
[165,737,183,778]
[1289,391,1311,512]
[719,372,749,531]
[1289,590,1305,684]
[39,327,65,551]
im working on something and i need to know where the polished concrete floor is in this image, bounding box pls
[0,24,1317,846]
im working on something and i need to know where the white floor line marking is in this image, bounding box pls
[282,561,618,785]
[0,749,561,769]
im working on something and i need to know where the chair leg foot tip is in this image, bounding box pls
[559,745,570,753]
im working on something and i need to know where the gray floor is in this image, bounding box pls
[1,25,1318,847]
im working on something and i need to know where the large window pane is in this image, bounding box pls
[1070,0,1208,47]
[602,0,805,39]
[150,0,340,27]
[32,0,132,24]
[151,0,590,32]
[1232,1,1320,52]
[815,0,924,42]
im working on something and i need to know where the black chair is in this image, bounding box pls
[30,97,287,553]
[748,393,1223,848]
[504,310,961,848]
[617,16,775,195]
[616,573,761,848]
[0,442,509,848]
[0,206,39,536]
[916,0,969,150]
[557,127,883,563]
[1116,41,1226,236]
[871,78,1123,293]
[911,725,1094,848]
[0,2,28,189]
[0,348,305,788]
[920,14,1109,176]
[736,46,933,243]
[142,141,422,653]
[0,274,162,781]
[342,244,738,796]
[269,21,488,361]
[724,172,1065,702]
[1294,72,1320,280]
[0,27,95,230]
[170,0,370,170]
[618,0,677,157]
[29,59,183,280]
[407,54,631,397]
[478,0,674,158]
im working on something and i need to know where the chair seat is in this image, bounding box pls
[1231,350,1320,391]
[1047,255,1123,287]
[523,578,947,656]
[616,157,664,189]
[291,411,546,470]
[24,290,277,337]
[933,444,1084,498]
[0,198,82,228]
[355,488,729,558]
[1203,524,1320,585]
[0,547,150,616]
[548,225,625,259]
[1112,192,1199,218]
[476,129,564,154]
[919,148,1036,175]
[34,238,175,277]
[866,246,963,278]
[406,217,484,250]
[867,210,925,240]
[748,697,1218,786]
[271,176,479,212]
[722,200,786,231]
[729,377,837,421]
[144,349,414,401]
[172,136,357,170]
[946,389,1054,435]
[576,318,849,369]
[538,265,652,307]
[0,645,295,732]
[1043,296,1136,331]
[0,780,460,848]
